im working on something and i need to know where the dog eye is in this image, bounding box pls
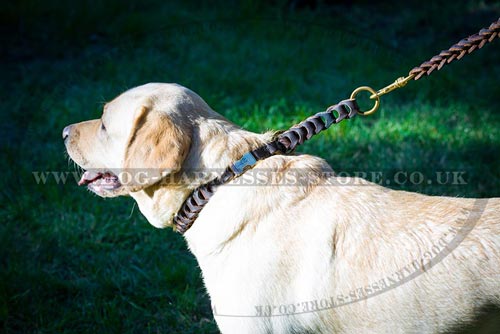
[101,122,106,131]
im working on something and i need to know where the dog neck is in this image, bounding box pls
[129,117,273,229]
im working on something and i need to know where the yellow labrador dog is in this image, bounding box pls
[63,83,500,334]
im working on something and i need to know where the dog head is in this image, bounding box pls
[64,83,209,197]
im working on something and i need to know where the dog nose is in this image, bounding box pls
[62,125,72,141]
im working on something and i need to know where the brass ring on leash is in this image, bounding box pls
[350,86,380,116]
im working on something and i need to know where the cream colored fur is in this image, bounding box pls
[64,83,500,334]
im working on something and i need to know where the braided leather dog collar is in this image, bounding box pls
[173,99,360,234]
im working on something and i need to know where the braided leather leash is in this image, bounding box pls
[410,18,500,80]
[368,18,500,103]
[174,18,499,234]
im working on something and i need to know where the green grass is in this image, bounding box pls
[1,1,499,333]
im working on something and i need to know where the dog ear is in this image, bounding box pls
[122,106,191,191]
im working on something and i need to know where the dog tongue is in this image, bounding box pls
[78,171,103,186]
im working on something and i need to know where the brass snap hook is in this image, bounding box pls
[350,86,380,116]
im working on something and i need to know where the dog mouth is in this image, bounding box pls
[78,170,122,193]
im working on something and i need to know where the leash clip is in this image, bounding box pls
[351,74,415,116]
[370,74,415,99]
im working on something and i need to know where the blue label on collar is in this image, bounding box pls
[231,152,257,175]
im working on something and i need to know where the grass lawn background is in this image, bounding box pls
[1,1,499,333]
